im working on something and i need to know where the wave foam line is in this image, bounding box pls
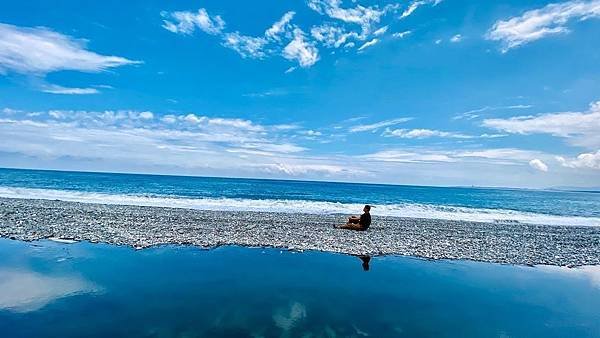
[0,186,598,227]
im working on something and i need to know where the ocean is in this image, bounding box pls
[0,168,598,226]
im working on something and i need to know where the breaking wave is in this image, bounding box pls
[0,186,598,227]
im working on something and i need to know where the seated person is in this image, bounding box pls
[337,205,371,231]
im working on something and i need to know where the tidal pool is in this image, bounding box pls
[0,238,598,337]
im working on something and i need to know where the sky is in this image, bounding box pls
[0,0,599,188]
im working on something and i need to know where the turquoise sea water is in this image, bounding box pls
[0,239,599,337]
[0,168,599,226]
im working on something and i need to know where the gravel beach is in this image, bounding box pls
[1,197,599,266]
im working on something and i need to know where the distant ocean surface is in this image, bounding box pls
[0,168,599,226]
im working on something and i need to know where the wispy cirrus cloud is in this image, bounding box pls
[362,147,551,165]
[0,108,374,180]
[40,84,100,95]
[453,105,533,120]
[357,38,379,51]
[265,11,296,41]
[382,128,505,139]
[161,0,441,68]
[221,32,268,59]
[400,0,443,20]
[0,23,140,75]
[163,9,319,67]
[307,0,398,35]
[2,107,598,185]
[486,0,600,52]
[0,22,139,94]
[310,23,359,48]
[392,30,411,39]
[482,100,600,148]
[349,117,413,132]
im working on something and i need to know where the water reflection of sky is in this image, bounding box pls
[0,269,97,313]
[0,238,599,338]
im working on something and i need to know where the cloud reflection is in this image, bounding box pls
[0,269,97,313]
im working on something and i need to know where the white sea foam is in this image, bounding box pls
[0,186,598,227]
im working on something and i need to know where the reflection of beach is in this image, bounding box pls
[0,268,97,313]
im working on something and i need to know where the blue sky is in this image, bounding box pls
[1,0,599,188]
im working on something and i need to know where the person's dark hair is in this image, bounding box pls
[364,204,371,211]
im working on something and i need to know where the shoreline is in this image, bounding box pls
[1,197,599,266]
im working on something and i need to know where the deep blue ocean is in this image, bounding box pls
[0,167,599,226]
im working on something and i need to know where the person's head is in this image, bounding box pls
[363,205,371,213]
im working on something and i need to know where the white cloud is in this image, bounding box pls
[0,110,380,180]
[307,0,397,35]
[454,148,546,161]
[161,115,177,124]
[41,84,100,95]
[282,28,320,67]
[0,108,343,181]
[453,104,533,120]
[400,0,442,19]
[486,0,600,52]
[3,107,598,186]
[357,38,379,51]
[349,117,413,132]
[162,8,322,68]
[138,111,154,120]
[450,34,462,42]
[207,117,264,132]
[392,30,411,38]
[265,11,296,41]
[163,1,406,66]
[556,150,600,170]
[0,23,139,75]
[273,123,301,131]
[529,158,549,172]
[161,8,225,35]
[482,101,600,148]
[400,2,421,19]
[243,89,289,98]
[383,128,483,139]
[383,128,506,139]
[310,24,359,48]
[372,26,389,36]
[361,150,455,163]
[303,130,322,136]
[222,33,268,59]
[262,163,348,176]
[362,148,554,169]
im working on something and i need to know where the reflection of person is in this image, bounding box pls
[337,205,372,231]
[359,255,371,271]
